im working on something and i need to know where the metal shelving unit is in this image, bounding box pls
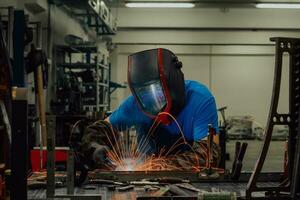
[53,45,110,114]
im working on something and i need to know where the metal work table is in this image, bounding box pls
[27,170,282,199]
[28,181,279,199]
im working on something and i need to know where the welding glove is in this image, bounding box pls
[91,142,110,166]
[80,120,118,168]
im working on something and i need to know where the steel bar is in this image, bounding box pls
[46,115,56,198]
[67,148,74,194]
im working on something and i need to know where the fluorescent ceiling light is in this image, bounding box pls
[256,3,300,9]
[125,2,195,8]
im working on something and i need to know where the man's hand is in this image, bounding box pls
[92,144,109,166]
[80,120,118,168]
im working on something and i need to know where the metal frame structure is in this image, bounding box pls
[54,45,110,113]
[246,37,300,199]
[46,115,102,200]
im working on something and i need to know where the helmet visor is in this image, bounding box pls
[134,81,167,116]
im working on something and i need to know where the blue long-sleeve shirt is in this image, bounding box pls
[109,80,218,154]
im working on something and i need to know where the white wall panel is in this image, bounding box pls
[110,53,131,109]
[116,8,300,29]
[179,55,210,87]
[113,30,300,45]
[211,56,275,126]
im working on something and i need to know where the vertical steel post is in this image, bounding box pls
[11,88,28,200]
[67,149,74,195]
[11,8,27,200]
[46,115,56,198]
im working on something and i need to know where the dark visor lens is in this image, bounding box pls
[134,81,167,115]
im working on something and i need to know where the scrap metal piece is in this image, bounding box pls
[168,184,190,196]
[176,183,202,193]
[151,185,170,197]
[246,37,300,199]
[89,179,123,185]
[157,177,190,184]
[144,185,160,192]
[117,185,134,192]
[130,180,160,185]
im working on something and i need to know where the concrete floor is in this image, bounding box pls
[226,140,285,172]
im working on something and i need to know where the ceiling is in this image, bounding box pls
[106,0,300,8]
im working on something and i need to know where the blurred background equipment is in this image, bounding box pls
[51,44,110,115]
[227,116,255,140]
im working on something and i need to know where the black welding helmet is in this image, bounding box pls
[128,48,185,125]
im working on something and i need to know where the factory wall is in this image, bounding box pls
[110,7,300,128]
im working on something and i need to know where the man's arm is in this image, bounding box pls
[80,96,136,168]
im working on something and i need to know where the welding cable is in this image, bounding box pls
[135,117,162,156]
[68,119,83,145]
[157,112,187,144]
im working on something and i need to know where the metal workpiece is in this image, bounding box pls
[246,37,300,199]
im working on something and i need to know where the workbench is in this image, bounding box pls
[27,170,281,200]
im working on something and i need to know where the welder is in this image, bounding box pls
[81,48,220,169]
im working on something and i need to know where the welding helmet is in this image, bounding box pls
[128,48,185,125]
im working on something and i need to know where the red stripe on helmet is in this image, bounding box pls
[157,48,172,125]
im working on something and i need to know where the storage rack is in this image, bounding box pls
[54,45,109,114]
